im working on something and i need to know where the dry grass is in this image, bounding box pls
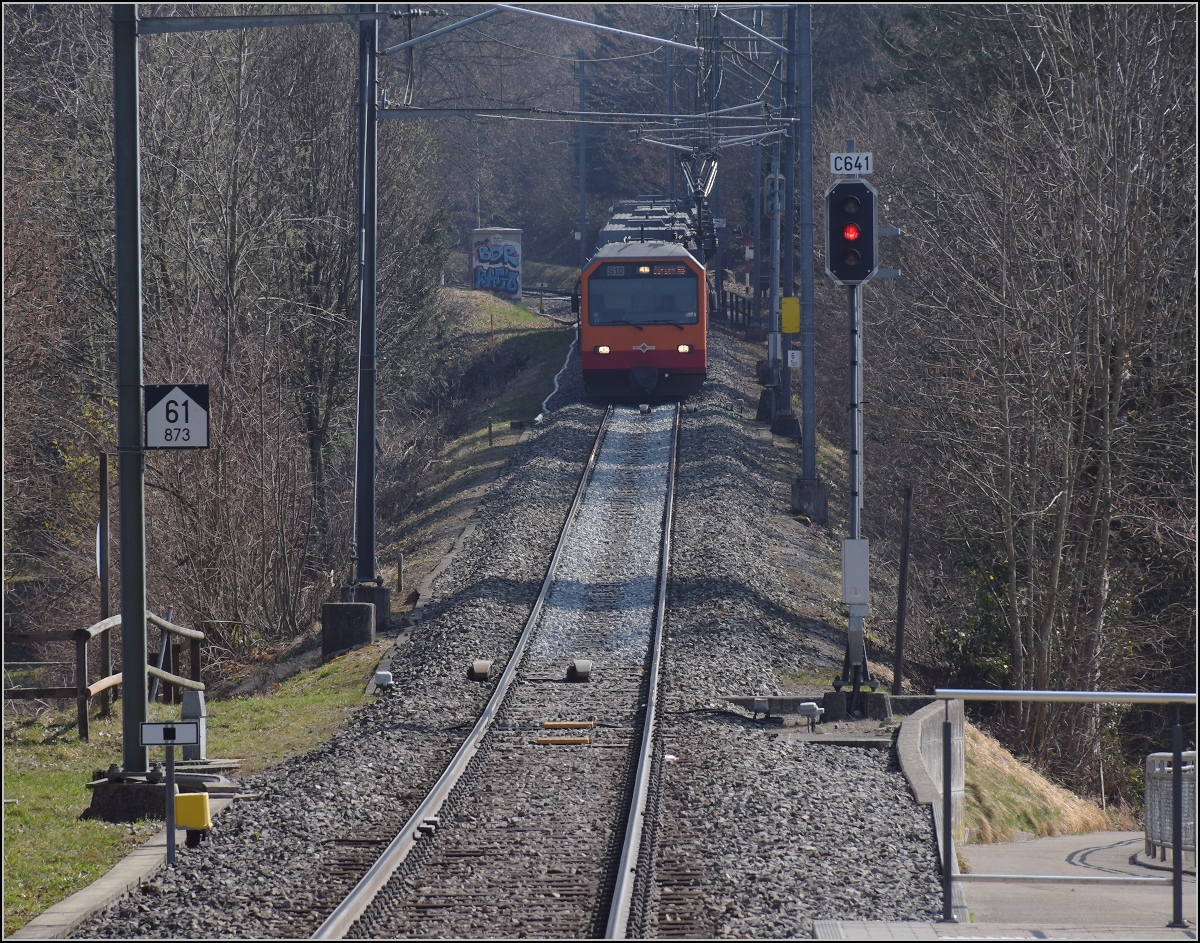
[963,722,1136,843]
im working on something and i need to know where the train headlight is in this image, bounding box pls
[677,344,693,354]
[595,345,611,355]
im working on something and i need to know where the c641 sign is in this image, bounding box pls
[830,152,873,175]
[145,383,209,449]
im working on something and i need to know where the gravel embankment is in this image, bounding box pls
[75,392,603,939]
[75,316,940,940]
[644,320,941,937]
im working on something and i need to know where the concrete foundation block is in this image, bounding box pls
[82,781,178,823]
[352,585,391,632]
[861,691,893,721]
[823,691,847,722]
[791,477,829,524]
[181,690,207,761]
[771,413,800,438]
[322,602,375,662]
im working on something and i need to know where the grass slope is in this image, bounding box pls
[963,721,1132,843]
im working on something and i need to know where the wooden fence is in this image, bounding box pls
[4,610,204,740]
[714,284,760,327]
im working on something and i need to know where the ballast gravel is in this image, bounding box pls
[74,315,940,940]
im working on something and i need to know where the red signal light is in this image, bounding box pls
[843,222,861,241]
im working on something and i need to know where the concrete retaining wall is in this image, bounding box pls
[896,698,967,921]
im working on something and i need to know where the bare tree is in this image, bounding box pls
[866,4,1196,785]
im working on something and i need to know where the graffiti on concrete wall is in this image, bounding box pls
[472,230,522,300]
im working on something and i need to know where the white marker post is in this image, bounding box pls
[141,721,200,866]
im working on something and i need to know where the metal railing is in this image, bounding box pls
[934,689,1197,930]
[1146,751,1196,866]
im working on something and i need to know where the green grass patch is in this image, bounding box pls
[4,710,159,936]
[205,643,383,774]
[441,286,576,425]
[778,666,835,688]
[3,641,384,934]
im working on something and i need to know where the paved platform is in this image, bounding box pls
[816,831,1196,941]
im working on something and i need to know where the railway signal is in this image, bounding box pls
[824,179,877,285]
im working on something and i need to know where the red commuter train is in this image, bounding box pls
[577,240,708,399]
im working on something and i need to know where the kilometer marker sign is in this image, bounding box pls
[144,384,209,449]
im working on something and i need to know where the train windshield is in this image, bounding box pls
[587,271,699,326]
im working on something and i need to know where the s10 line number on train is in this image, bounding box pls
[830,152,873,175]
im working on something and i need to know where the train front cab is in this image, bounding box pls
[579,243,707,400]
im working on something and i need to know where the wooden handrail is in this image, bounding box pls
[5,609,205,739]
[86,673,123,698]
[146,664,204,691]
[146,611,204,640]
[79,615,123,640]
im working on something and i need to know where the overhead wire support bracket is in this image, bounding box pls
[488,4,702,53]
[637,138,699,152]
[717,11,788,54]
[382,7,504,54]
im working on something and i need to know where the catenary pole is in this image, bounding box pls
[773,4,799,435]
[113,2,149,775]
[578,56,587,269]
[667,47,675,201]
[766,8,784,414]
[768,139,782,407]
[352,4,379,587]
[752,137,762,331]
[712,10,723,297]
[798,3,818,480]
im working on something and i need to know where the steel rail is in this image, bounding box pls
[313,406,614,940]
[605,402,681,939]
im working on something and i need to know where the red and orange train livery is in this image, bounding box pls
[578,241,708,399]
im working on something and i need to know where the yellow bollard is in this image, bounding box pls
[175,792,212,830]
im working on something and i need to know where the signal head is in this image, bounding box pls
[824,179,878,285]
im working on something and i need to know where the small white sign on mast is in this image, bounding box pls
[830,152,873,175]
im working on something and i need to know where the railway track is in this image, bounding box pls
[315,403,680,940]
